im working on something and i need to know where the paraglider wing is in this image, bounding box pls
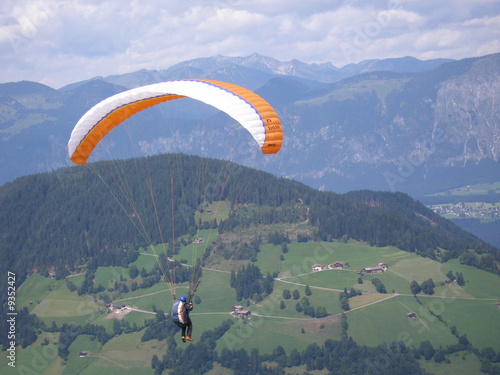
[68,79,283,164]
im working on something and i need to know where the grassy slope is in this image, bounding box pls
[1,331,62,375]
[4,240,500,374]
[347,294,457,348]
[17,273,102,327]
[76,331,166,375]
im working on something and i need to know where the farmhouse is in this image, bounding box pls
[312,264,326,271]
[79,352,88,357]
[363,266,384,274]
[363,263,388,274]
[233,310,251,318]
[231,305,251,319]
[407,312,417,319]
[110,304,126,311]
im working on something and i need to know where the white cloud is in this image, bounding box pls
[0,0,498,88]
[463,14,500,27]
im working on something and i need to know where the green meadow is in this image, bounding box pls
[70,331,166,375]
[17,273,102,327]
[389,256,447,283]
[347,294,458,348]
[174,200,233,266]
[1,331,61,375]
[215,315,338,354]
[69,253,160,291]
[257,241,403,278]
[5,238,500,374]
[17,273,68,309]
[64,335,101,374]
[177,228,220,265]
[426,297,500,349]
[196,200,232,225]
[192,269,236,314]
[441,259,500,299]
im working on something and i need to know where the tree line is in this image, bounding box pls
[151,321,431,375]
[230,263,275,302]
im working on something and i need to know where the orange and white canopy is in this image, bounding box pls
[68,79,283,164]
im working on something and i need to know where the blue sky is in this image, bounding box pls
[1,0,499,88]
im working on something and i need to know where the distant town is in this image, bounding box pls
[428,201,500,222]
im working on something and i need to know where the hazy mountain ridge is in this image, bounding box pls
[0,53,498,199]
[434,56,500,165]
[272,54,500,194]
[60,53,453,90]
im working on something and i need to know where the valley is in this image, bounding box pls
[423,182,500,249]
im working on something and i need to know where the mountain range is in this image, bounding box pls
[0,52,498,198]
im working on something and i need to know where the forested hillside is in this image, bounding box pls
[1,153,497,287]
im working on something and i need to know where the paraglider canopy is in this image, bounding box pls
[68,79,283,164]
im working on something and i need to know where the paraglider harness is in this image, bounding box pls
[171,295,193,333]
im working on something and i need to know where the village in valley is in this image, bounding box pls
[425,183,500,223]
[428,201,500,222]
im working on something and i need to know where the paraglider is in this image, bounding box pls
[68,79,283,164]
[171,296,193,342]
[68,79,283,340]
